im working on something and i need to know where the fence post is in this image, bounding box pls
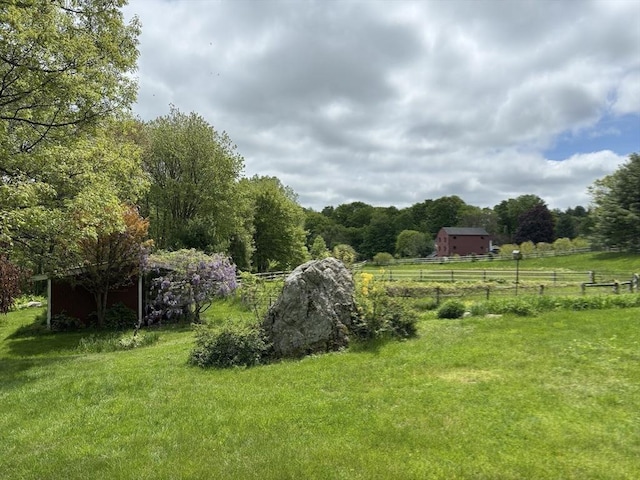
[589,271,595,283]
[486,285,490,300]
[614,282,619,294]
[451,270,454,282]
[539,285,544,296]
[420,270,423,282]
[436,287,441,305]
[581,283,586,295]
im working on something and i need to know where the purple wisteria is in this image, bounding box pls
[145,250,238,324]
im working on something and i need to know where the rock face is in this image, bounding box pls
[262,257,357,358]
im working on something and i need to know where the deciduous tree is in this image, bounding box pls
[63,205,152,327]
[513,204,555,245]
[243,176,308,272]
[141,107,245,253]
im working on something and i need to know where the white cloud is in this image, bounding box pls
[123,0,640,211]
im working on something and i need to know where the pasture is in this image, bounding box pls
[2,299,639,479]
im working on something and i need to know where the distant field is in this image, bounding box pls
[362,252,640,273]
[2,304,639,479]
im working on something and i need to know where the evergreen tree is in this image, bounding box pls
[591,153,640,251]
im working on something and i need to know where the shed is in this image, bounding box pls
[435,227,491,257]
[33,272,143,329]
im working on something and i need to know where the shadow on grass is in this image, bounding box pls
[0,355,76,393]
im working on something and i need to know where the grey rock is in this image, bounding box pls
[263,257,357,358]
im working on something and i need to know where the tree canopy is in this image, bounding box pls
[0,1,142,273]
[141,107,245,253]
[591,153,640,252]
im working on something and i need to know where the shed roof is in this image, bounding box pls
[441,227,489,236]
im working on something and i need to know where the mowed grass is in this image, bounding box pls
[364,252,640,273]
[2,303,639,479]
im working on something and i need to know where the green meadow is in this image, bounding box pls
[2,300,639,479]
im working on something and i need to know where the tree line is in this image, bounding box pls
[1,2,638,317]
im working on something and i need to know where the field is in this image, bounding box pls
[2,299,639,479]
[359,252,640,301]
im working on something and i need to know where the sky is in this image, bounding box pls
[123,0,640,212]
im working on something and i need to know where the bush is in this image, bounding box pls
[372,252,394,266]
[103,302,138,330]
[383,300,419,338]
[189,325,270,368]
[351,299,418,340]
[50,312,83,332]
[437,300,466,319]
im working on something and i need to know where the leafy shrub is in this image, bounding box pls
[50,312,83,332]
[189,325,270,368]
[372,252,393,266]
[437,300,466,319]
[103,302,138,330]
[382,300,418,338]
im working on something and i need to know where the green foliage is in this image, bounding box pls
[332,244,357,266]
[0,1,139,153]
[591,153,640,252]
[103,303,138,331]
[50,312,83,332]
[243,176,309,272]
[494,195,545,242]
[0,2,143,274]
[142,107,246,253]
[395,229,433,258]
[189,324,270,368]
[309,235,330,260]
[372,252,394,266]
[353,272,418,339]
[437,300,466,319]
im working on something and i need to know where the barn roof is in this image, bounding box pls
[441,227,489,236]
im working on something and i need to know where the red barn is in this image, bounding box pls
[435,227,491,257]
[34,273,143,329]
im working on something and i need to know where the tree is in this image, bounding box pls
[494,195,545,242]
[513,204,555,245]
[141,107,246,253]
[591,153,640,251]
[395,230,433,258]
[146,249,237,324]
[0,0,139,154]
[310,236,330,260]
[243,176,309,272]
[1,1,142,272]
[0,252,25,314]
[63,205,152,327]
[425,196,467,236]
[2,120,148,274]
[360,209,398,260]
[332,244,357,266]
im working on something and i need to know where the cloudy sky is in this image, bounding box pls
[123,0,640,212]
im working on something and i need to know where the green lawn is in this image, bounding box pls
[364,252,640,273]
[1,304,639,479]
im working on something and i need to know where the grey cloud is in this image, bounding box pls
[124,0,639,212]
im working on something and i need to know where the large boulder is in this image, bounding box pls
[262,257,357,358]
